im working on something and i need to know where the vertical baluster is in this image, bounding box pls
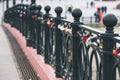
[102,14,118,80]
[71,8,83,80]
[36,5,42,54]
[54,6,63,78]
[44,5,51,64]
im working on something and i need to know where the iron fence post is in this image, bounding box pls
[19,4,23,33]
[26,4,36,46]
[32,5,38,48]
[13,0,16,6]
[36,5,42,54]
[31,0,36,4]
[21,5,25,36]
[102,14,118,80]
[6,0,9,9]
[24,5,29,38]
[71,8,83,80]
[16,5,19,29]
[22,5,27,37]
[54,6,63,78]
[44,5,51,64]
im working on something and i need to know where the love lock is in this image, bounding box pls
[37,16,43,20]
[86,35,100,46]
[46,19,54,26]
[31,15,36,19]
[20,13,22,17]
[58,23,72,33]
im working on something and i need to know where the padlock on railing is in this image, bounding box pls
[58,22,71,34]
[46,18,54,27]
[31,14,36,19]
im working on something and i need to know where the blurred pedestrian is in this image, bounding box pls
[96,7,103,22]
[101,6,104,13]
[68,4,73,13]
[94,11,99,22]
[90,1,95,7]
[65,4,73,19]
[104,6,107,13]
[86,2,89,8]
[98,11,102,22]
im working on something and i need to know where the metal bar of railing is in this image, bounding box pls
[79,25,104,34]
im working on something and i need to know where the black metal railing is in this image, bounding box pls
[3,3,120,80]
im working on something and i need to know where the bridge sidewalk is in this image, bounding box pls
[0,25,20,80]
[2,23,63,80]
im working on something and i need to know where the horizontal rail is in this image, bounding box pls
[79,25,104,34]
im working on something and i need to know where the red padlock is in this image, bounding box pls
[83,35,88,42]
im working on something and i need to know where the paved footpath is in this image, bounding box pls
[0,25,21,80]
[0,26,20,80]
[0,4,40,80]
[0,2,20,80]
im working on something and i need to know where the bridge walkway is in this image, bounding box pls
[0,22,40,80]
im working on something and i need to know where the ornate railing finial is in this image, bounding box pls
[44,5,51,14]
[55,6,63,17]
[103,14,118,33]
[72,8,82,22]
[37,5,42,11]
